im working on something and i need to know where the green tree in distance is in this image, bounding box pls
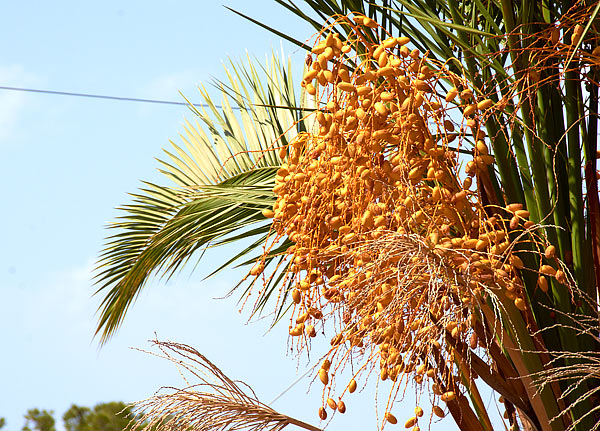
[22,409,55,431]
[63,405,91,431]
[63,402,133,431]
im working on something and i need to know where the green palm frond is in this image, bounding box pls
[94,53,316,343]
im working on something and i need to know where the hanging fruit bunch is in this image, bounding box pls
[251,13,573,431]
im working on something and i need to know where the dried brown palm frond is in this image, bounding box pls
[130,340,320,431]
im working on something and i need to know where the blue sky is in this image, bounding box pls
[0,2,502,430]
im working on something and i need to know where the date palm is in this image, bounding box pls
[96,1,600,430]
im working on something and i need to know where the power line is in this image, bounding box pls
[269,364,316,405]
[0,85,236,109]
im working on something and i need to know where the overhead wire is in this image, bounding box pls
[269,364,316,405]
[0,85,239,110]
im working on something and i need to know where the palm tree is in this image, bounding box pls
[96,1,600,430]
